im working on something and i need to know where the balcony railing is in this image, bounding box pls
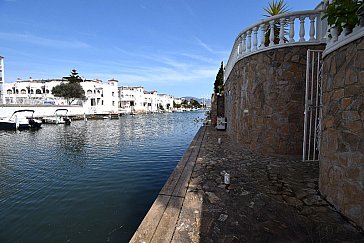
[224,9,326,81]
[323,0,364,56]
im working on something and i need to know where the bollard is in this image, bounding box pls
[218,138,221,144]
[224,172,230,185]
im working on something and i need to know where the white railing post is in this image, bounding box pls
[247,30,252,52]
[299,16,306,42]
[237,36,242,55]
[252,27,258,51]
[269,20,275,46]
[289,16,295,42]
[259,24,266,49]
[279,18,285,44]
[235,43,239,60]
[309,15,316,41]
[242,33,247,53]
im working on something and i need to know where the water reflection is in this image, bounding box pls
[0,111,203,242]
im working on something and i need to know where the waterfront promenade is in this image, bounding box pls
[131,125,364,242]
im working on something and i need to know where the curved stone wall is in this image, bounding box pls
[225,45,325,155]
[319,37,364,229]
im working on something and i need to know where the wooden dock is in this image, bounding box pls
[130,126,206,243]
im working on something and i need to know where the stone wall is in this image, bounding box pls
[319,37,364,229]
[225,45,325,155]
[210,94,217,126]
[210,94,225,127]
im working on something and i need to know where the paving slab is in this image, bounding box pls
[131,125,364,242]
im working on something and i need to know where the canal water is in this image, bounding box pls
[0,111,204,242]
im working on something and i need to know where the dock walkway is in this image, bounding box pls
[131,125,364,242]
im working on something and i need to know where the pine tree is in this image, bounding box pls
[214,62,224,95]
[53,69,85,104]
[63,69,83,83]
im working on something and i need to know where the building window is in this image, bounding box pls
[21,89,26,94]
[102,100,104,105]
[30,89,34,94]
[46,89,50,94]
[91,98,96,106]
[36,89,42,94]
[87,90,93,95]
[112,92,114,97]
[112,101,115,106]
[7,89,12,94]
[16,89,19,94]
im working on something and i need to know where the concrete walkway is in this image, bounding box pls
[131,125,364,242]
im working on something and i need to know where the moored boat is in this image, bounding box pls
[42,109,71,125]
[0,110,42,130]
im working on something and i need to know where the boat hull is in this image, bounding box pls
[42,117,71,125]
[0,121,33,130]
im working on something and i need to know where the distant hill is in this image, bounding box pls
[182,97,211,106]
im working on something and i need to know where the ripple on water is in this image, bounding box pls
[0,111,203,242]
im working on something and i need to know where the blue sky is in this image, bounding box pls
[1,0,319,98]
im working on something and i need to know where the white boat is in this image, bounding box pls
[42,109,71,125]
[0,110,42,130]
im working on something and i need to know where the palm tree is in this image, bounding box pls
[263,0,289,46]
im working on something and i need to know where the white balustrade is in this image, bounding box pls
[309,15,316,41]
[242,33,247,53]
[252,27,258,51]
[224,10,324,81]
[259,24,266,49]
[299,16,306,42]
[324,3,364,57]
[269,20,275,46]
[279,18,285,44]
[289,17,295,43]
[224,1,364,80]
[238,36,242,55]
[247,30,252,53]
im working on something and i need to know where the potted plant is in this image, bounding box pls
[263,0,289,46]
[322,0,361,35]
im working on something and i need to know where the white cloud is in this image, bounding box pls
[0,32,90,48]
[194,36,229,55]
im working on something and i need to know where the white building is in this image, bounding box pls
[82,79,119,114]
[157,94,174,111]
[0,55,181,115]
[4,78,119,114]
[4,78,66,105]
[143,90,159,113]
[118,86,146,113]
[118,86,177,113]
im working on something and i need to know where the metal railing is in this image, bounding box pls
[303,50,323,161]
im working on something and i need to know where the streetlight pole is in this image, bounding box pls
[0,56,5,104]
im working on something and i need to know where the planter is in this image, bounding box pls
[343,25,353,35]
[330,27,339,42]
[360,16,364,27]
